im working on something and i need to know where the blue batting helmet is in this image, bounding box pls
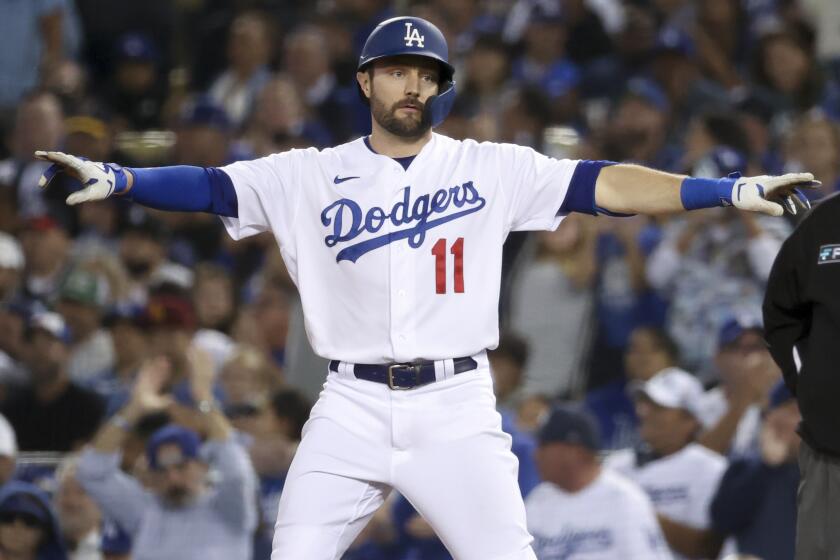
[357,16,456,127]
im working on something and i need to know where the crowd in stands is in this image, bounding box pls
[1,0,836,558]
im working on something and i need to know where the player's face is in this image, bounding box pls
[359,56,440,138]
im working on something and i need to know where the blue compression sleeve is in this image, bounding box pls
[559,160,627,216]
[125,166,238,217]
[680,176,737,210]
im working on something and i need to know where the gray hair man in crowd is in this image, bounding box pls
[76,348,257,560]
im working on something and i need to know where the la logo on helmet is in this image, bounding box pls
[404,22,425,47]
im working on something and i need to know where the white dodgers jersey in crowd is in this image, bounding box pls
[219,133,578,363]
[606,444,728,559]
[525,470,672,560]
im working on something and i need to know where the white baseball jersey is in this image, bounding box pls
[605,444,728,558]
[525,471,672,560]
[219,133,578,363]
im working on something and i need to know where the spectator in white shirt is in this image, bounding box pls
[527,405,671,559]
[605,368,727,559]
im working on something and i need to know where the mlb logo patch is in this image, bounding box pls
[818,244,840,264]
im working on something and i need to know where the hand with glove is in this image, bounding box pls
[726,173,818,217]
[35,150,133,204]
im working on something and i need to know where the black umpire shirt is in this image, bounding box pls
[764,192,840,456]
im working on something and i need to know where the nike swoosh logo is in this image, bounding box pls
[334,175,360,184]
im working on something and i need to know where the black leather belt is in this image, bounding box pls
[328,357,478,390]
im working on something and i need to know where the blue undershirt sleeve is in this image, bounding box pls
[559,160,626,216]
[125,166,238,218]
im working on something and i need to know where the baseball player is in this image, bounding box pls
[37,16,816,560]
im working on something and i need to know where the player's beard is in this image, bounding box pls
[370,93,430,139]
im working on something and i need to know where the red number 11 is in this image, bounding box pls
[431,237,465,294]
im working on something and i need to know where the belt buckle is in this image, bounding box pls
[387,363,419,390]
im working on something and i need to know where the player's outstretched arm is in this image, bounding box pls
[34,151,239,216]
[593,163,817,217]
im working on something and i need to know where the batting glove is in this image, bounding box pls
[730,172,818,217]
[35,151,131,205]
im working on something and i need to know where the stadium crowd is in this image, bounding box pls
[0,0,836,558]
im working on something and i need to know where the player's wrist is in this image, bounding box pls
[109,164,133,196]
[679,176,737,210]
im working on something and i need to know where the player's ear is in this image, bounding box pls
[357,71,372,100]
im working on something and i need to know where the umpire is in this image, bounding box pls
[764,191,840,558]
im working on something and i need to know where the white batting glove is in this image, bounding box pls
[730,173,818,217]
[34,151,131,205]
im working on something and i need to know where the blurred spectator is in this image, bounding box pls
[646,201,790,378]
[243,75,332,155]
[498,86,553,148]
[56,268,115,383]
[586,326,681,451]
[0,233,25,302]
[488,332,529,411]
[103,33,165,132]
[63,115,112,163]
[0,481,67,560]
[88,306,148,417]
[19,216,72,305]
[391,493,450,560]
[76,351,257,560]
[99,518,130,560]
[191,263,236,373]
[696,314,781,456]
[243,385,311,560]
[662,382,799,560]
[605,368,727,559]
[118,214,190,305]
[0,412,17,486]
[783,108,840,198]
[750,29,824,117]
[247,278,291,370]
[692,0,747,90]
[173,98,235,168]
[2,311,105,451]
[526,405,670,559]
[283,25,355,142]
[709,382,799,559]
[218,346,278,410]
[141,294,199,400]
[586,215,667,390]
[0,302,30,390]
[600,79,676,170]
[0,92,65,221]
[510,215,596,397]
[54,456,102,560]
[458,33,512,118]
[0,1,63,112]
[681,111,751,175]
[487,333,541,497]
[208,12,273,130]
[510,7,580,123]
[650,26,730,128]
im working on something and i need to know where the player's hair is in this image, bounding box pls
[490,332,530,369]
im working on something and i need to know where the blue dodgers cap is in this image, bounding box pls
[100,518,132,554]
[0,488,52,527]
[537,406,601,451]
[718,312,763,348]
[625,77,670,113]
[179,97,231,131]
[146,425,201,470]
[116,33,159,63]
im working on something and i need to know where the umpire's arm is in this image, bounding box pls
[763,228,810,394]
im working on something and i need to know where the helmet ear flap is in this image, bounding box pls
[424,80,456,128]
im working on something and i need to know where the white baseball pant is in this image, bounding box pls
[271,352,537,559]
